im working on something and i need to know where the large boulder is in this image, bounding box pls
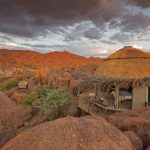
[105,108,150,148]
[124,131,143,150]
[56,77,71,90]
[11,91,26,104]
[2,116,135,150]
[0,91,29,148]
[146,146,150,150]
[69,79,81,95]
[7,88,27,104]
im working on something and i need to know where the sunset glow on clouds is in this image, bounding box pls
[0,0,149,57]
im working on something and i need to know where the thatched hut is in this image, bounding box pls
[95,46,150,110]
[18,81,28,89]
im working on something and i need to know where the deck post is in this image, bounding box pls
[115,86,119,109]
[98,84,100,97]
[146,86,148,105]
[95,84,98,98]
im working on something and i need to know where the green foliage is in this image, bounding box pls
[21,87,74,120]
[21,92,39,106]
[0,78,19,90]
[40,88,73,118]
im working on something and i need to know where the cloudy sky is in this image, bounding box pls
[0,0,150,57]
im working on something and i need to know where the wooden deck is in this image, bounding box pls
[78,95,98,115]
[78,94,126,115]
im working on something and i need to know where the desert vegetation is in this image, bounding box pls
[0,78,19,90]
[21,87,74,120]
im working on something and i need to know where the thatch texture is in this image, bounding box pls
[96,46,150,80]
[79,76,150,89]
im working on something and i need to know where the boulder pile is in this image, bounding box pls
[2,116,135,150]
[105,108,150,149]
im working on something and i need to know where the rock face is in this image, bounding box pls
[124,131,143,150]
[2,116,135,150]
[146,146,150,150]
[0,91,28,148]
[11,91,26,104]
[105,108,150,148]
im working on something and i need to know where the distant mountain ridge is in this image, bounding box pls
[0,49,102,68]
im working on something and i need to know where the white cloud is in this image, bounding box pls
[133,44,143,49]
[96,49,108,54]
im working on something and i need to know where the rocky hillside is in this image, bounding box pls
[1,90,150,150]
[0,49,102,69]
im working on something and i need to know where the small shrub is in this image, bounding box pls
[21,92,39,106]
[0,78,19,90]
[40,88,73,119]
[21,86,74,120]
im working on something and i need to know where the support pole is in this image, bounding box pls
[145,86,149,106]
[115,86,119,109]
[98,84,101,97]
[95,84,97,98]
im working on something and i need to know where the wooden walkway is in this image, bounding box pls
[78,96,98,115]
[78,94,123,116]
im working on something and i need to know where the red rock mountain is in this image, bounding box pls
[0,49,102,69]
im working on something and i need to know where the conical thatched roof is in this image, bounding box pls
[96,46,150,80]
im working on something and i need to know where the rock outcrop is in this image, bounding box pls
[69,79,82,95]
[105,108,150,148]
[2,116,135,150]
[124,131,143,150]
[0,91,29,148]
[146,146,150,150]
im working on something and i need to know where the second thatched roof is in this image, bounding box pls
[96,46,150,80]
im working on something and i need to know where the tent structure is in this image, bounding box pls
[95,46,150,110]
[77,46,150,115]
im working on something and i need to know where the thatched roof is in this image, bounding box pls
[79,75,150,90]
[96,46,150,80]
